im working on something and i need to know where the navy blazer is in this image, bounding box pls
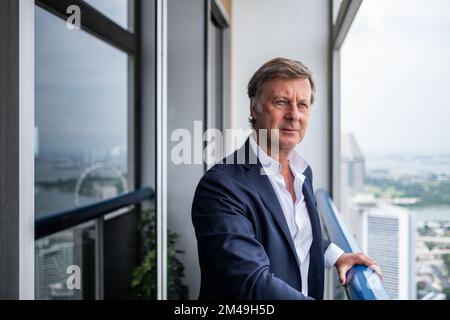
[191,139,331,300]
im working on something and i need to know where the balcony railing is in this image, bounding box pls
[35,187,154,300]
[315,189,391,300]
[35,187,154,240]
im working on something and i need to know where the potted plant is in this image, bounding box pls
[131,209,188,299]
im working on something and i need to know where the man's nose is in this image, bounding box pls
[284,103,301,121]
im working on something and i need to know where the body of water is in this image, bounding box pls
[410,206,450,223]
[366,155,450,177]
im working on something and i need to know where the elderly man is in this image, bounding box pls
[191,58,382,300]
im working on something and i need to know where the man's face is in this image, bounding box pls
[251,77,312,154]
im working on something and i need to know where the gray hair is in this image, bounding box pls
[247,57,316,128]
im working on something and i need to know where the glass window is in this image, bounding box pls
[35,6,129,218]
[35,6,131,300]
[340,0,450,300]
[35,226,96,300]
[84,0,132,30]
[208,18,224,132]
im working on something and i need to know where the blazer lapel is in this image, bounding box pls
[242,140,302,275]
[302,166,324,299]
[302,166,322,244]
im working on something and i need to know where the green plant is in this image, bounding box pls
[131,209,188,299]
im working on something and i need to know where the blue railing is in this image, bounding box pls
[315,189,391,300]
[36,187,154,239]
[35,187,154,300]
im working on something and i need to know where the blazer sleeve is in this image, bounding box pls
[192,172,312,300]
[323,239,331,253]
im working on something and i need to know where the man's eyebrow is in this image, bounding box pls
[272,95,289,100]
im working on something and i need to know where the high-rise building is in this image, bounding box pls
[341,132,366,236]
[341,132,365,197]
[35,237,75,300]
[359,206,416,299]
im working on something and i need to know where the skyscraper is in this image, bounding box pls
[341,132,366,237]
[359,206,415,299]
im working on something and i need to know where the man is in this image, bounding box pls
[191,58,382,300]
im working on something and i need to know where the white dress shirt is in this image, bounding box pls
[249,136,344,296]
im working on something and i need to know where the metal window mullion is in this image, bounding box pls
[128,54,136,194]
[333,0,363,50]
[20,0,36,300]
[128,0,136,194]
[206,0,229,169]
[156,0,168,301]
[332,49,342,210]
[94,217,104,300]
[205,0,211,171]
[219,27,225,133]
[35,0,137,54]
[132,0,142,192]
[128,0,135,34]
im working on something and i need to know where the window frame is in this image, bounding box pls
[34,0,141,300]
[205,0,230,170]
[331,0,362,210]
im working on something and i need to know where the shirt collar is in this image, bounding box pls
[249,134,309,177]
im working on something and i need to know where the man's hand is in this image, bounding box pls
[335,253,383,286]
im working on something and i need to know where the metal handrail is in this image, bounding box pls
[35,187,154,239]
[315,189,391,300]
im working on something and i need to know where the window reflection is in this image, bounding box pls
[35,226,96,300]
[35,6,130,300]
[35,6,128,218]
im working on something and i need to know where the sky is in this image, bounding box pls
[341,0,450,155]
[35,5,128,160]
[84,0,128,29]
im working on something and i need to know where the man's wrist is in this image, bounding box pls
[324,243,345,267]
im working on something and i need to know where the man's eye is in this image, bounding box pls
[275,101,288,106]
[299,103,309,110]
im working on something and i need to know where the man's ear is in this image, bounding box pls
[250,102,258,121]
